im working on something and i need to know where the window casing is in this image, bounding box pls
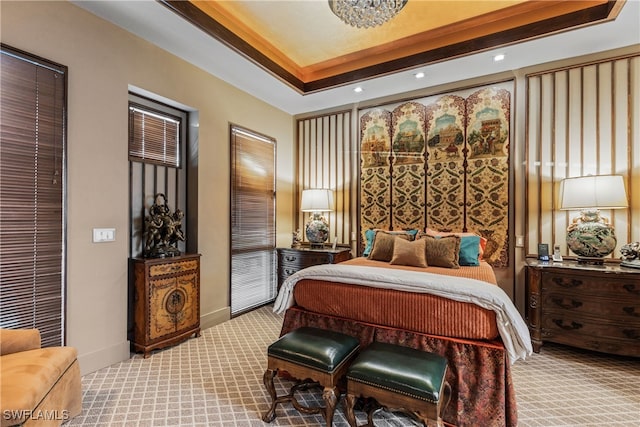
[230,125,277,315]
[128,94,188,259]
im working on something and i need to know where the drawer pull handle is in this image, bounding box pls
[552,277,582,288]
[623,307,639,317]
[552,319,582,330]
[623,284,640,295]
[551,298,582,310]
[285,255,297,262]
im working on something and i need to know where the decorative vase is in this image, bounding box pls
[305,213,329,248]
[566,209,617,261]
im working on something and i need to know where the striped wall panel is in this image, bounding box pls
[525,54,640,258]
[295,111,358,248]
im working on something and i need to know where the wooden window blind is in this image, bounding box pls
[129,104,180,168]
[230,125,276,316]
[0,45,67,347]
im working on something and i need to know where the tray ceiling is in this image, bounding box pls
[161,0,623,93]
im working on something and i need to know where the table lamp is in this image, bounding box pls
[300,188,334,248]
[559,175,628,264]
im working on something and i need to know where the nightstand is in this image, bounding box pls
[276,247,352,290]
[525,258,640,357]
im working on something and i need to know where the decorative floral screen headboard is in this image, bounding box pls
[359,82,513,267]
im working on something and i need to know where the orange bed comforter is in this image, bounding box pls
[292,257,499,340]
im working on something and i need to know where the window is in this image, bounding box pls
[129,104,180,167]
[230,125,276,315]
[0,45,67,346]
[128,94,188,258]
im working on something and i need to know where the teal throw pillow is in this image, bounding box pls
[458,235,481,266]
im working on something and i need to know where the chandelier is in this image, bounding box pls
[328,0,408,29]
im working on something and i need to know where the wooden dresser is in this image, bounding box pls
[277,247,352,290]
[131,254,201,357]
[525,259,640,357]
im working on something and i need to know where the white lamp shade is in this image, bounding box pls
[559,175,628,210]
[300,189,334,212]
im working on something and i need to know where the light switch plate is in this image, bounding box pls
[516,235,524,247]
[93,228,116,243]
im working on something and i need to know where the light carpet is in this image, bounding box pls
[65,305,639,426]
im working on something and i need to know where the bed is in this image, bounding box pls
[273,253,532,427]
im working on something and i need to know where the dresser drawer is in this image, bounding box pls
[541,292,640,321]
[276,247,352,290]
[541,312,639,342]
[279,251,330,269]
[541,272,639,298]
[279,267,298,283]
[149,259,199,277]
[540,314,640,356]
[541,328,639,357]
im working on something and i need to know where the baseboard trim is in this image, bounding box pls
[76,307,231,375]
[77,340,130,376]
[200,306,230,331]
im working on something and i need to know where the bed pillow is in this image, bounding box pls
[368,231,401,262]
[425,228,486,264]
[362,228,418,257]
[421,235,460,269]
[390,237,428,268]
[457,235,481,266]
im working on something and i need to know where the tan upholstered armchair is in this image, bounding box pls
[0,329,81,426]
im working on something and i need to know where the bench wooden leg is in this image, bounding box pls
[322,386,339,427]
[262,368,330,423]
[262,368,278,422]
[345,394,358,427]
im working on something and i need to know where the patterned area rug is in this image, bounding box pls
[66,305,639,426]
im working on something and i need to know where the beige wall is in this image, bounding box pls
[1,1,295,374]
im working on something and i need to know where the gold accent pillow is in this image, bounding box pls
[390,237,428,268]
[422,235,460,268]
[368,231,411,262]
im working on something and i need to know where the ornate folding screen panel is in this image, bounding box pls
[360,109,392,232]
[425,95,466,232]
[391,102,427,230]
[359,82,513,267]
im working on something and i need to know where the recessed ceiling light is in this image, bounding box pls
[493,54,505,62]
[353,86,363,93]
[414,72,425,79]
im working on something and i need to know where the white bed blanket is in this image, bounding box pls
[273,263,532,364]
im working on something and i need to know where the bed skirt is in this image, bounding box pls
[280,306,517,427]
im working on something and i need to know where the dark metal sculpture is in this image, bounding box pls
[621,242,640,269]
[144,193,185,258]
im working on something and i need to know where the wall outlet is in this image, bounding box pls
[93,228,116,243]
[516,235,524,247]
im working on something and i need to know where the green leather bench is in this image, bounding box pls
[262,327,360,426]
[345,341,450,427]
